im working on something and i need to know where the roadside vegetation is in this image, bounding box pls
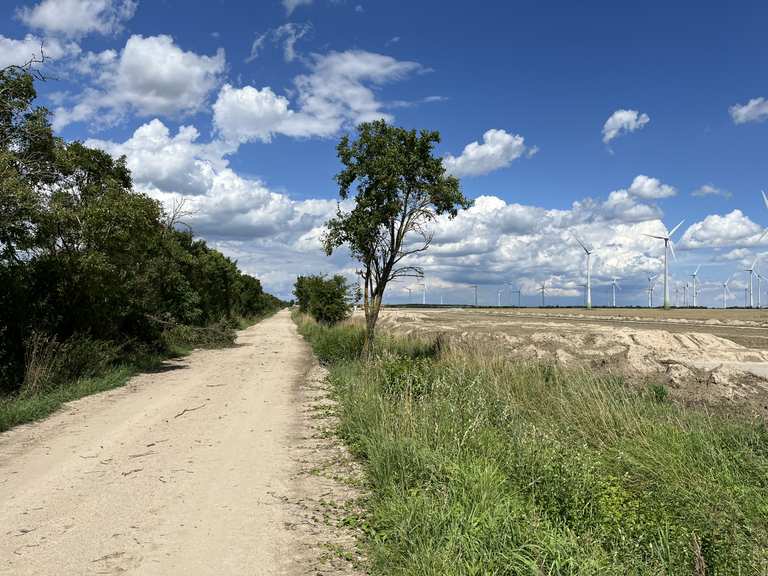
[296,312,768,575]
[0,61,283,431]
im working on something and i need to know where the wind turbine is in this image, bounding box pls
[416,281,426,305]
[646,274,657,308]
[643,219,685,309]
[610,277,621,308]
[721,274,733,309]
[497,288,503,307]
[756,261,766,309]
[508,283,521,307]
[573,233,594,309]
[690,265,701,307]
[745,256,758,308]
[683,282,689,307]
[406,287,412,304]
[539,281,547,307]
[471,284,478,307]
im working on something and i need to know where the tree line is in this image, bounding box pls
[0,62,283,395]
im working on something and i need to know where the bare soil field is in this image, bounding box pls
[376,307,768,414]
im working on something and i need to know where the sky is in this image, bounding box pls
[2,0,767,306]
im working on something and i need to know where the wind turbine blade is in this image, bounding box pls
[763,190,768,210]
[752,256,759,270]
[694,264,701,275]
[669,241,677,261]
[668,219,685,237]
[642,234,666,240]
[572,232,588,253]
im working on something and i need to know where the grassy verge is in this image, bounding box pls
[0,312,279,433]
[295,312,768,575]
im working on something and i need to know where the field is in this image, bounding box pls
[296,313,768,574]
[375,307,768,414]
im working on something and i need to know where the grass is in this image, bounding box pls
[295,312,768,575]
[0,311,279,433]
[0,365,137,432]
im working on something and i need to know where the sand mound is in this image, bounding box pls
[377,309,768,410]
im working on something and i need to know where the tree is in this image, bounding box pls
[323,120,470,356]
[294,274,352,325]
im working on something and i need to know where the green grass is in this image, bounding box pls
[295,313,768,575]
[0,365,137,432]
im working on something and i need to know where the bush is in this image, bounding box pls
[294,274,352,325]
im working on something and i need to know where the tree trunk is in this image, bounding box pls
[362,292,382,360]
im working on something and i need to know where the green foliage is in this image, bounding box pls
[323,120,471,353]
[293,274,353,325]
[0,66,284,398]
[297,317,768,575]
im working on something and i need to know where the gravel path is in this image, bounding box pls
[0,310,327,575]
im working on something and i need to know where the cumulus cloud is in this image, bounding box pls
[54,34,225,129]
[87,119,337,242]
[283,0,312,15]
[627,174,676,199]
[602,109,650,145]
[679,210,764,249]
[729,97,768,125]
[213,49,422,143]
[443,129,534,177]
[0,34,79,68]
[17,0,137,38]
[691,184,732,198]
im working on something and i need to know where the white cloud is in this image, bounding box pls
[54,34,225,129]
[86,118,225,196]
[679,210,764,249]
[213,84,295,143]
[246,23,311,63]
[729,97,768,125]
[83,119,761,304]
[691,184,732,199]
[0,34,79,68]
[17,0,137,38]
[627,174,676,199]
[87,119,337,242]
[283,0,312,15]
[602,109,650,145]
[213,49,422,143]
[443,129,534,177]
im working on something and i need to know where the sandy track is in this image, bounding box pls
[0,310,318,575]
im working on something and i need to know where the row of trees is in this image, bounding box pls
[0,62,282,394]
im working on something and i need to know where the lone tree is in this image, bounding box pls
[324,120,470,356]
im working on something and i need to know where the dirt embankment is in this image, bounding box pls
[377,308,768,414]
[0,310,364,576]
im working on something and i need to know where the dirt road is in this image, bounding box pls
[0,310,324,575]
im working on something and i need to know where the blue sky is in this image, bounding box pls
[2,0,767,305]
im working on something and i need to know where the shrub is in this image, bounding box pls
[294,274,353,325]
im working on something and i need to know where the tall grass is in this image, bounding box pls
[295,313,768,575]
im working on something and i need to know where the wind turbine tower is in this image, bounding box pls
[646,274,657,308]
[745,257,758,308]
[721,275,732,309]
[643,220,685,309]
[610,277,620,308]
[690,265,701,307]
[471,284,478,307]
[540,282,547,307]
[508,282,521,307]
[573,234,594,309]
